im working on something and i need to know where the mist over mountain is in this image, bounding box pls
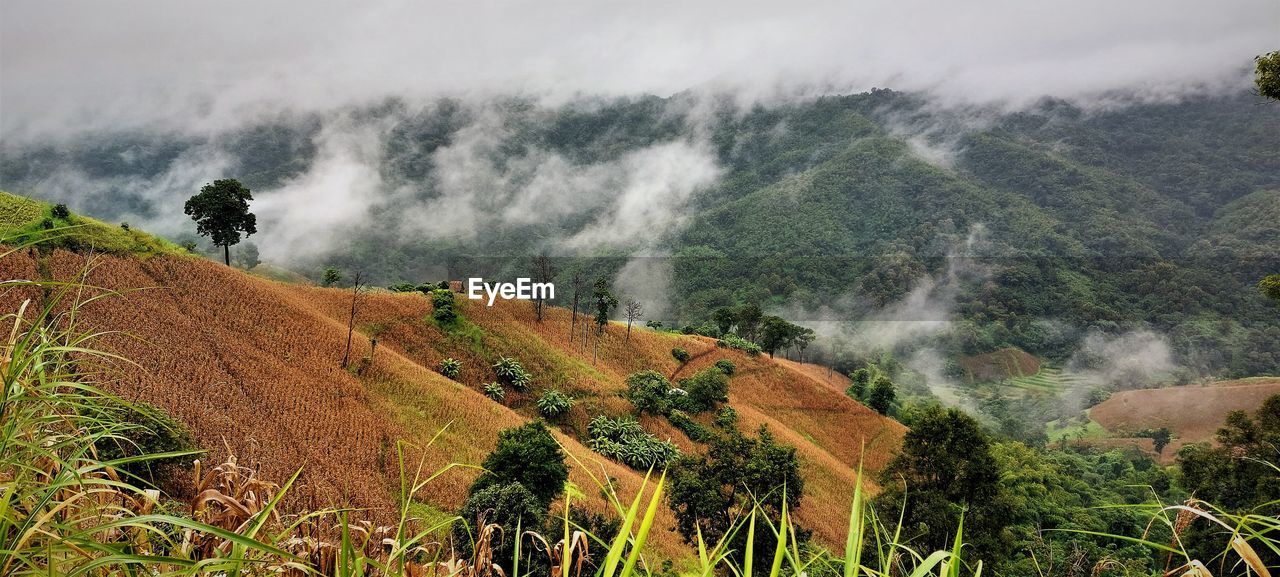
[3,89,1278,381]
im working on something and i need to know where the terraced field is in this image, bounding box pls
[1003,367,1084,394]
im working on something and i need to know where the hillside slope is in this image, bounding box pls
[0,247,904,556]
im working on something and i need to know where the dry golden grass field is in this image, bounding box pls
[1088,377,1280,461]
[0,248,905,557]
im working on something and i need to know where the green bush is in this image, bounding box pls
[536,389,573,419]
[51,203,70,220]
[483,382,506,402]
[679,367,729,413]
[586,415,679,470]
[714,406,739,429]
[671,347,690,363]
[439,357,461,379]
[493,357,532,390]
[717,334,761,356]
[714,359,736,375]
[625,369,672,415]
[469,422,567,507]
[667,409,714,443]
[453,481,545,566]
[430,289,458,324]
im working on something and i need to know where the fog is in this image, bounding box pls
[4,0,1273,141]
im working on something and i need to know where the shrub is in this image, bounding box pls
[321,267,342,287]
[625,369,672,415]
[718,334,761,356]
[713,406,739,429]
[470,422,567,507]
[667,409,714,443]
[51,203,70,219]
[439,357,461,379]
[483,382,506,402]
[430,289,458,324]
[587,415,679,470]
[680,367,730,413]
[453,481,545,565]
[388,282,418,292]
[645,320,664,330]
[493,357,532,390]
[537,389,573,419]
[714,359,736,375]
[671,347,690,363]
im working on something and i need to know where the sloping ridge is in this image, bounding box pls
[0,249,904,555]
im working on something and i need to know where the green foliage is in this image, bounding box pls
[718,333,762,356]
[536,389,573,419]
[593,276,619,331]
[846,367,872,399]
[321,267,343,287]
[624,369,672,416]
[454,481,545,567]
[713,406,739,429]
[1136,427,1172,454]
[185,178,256,264]
[875,405,1005,560]
[677,367,730,413]
[438,357,461,379]
[1260,273,1280,304]
[714,359,736,375]
[429,288,458,325]
[1178,394,1280,510]
[667,425,804,570]
[1257,50,1280,101]
[670,347,690,363]
[492,356,532,390]
[483,381,506,402]
[866,376,896,415]
[470,422,567,508]
[667,409,714,443]
[586,415,679,469]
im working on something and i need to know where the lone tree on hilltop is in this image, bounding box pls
[624,299,642,341]
[185,179,257,266]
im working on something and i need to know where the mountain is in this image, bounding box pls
[2,90,1278,381]
[0,191,903,557]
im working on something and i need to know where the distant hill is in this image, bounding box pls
[1086,377,1280,461]
[0,235,903,558]
[3,91,1277,378]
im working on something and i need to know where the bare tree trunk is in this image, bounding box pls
[223,244,230,266]
[341,272,364,368]
[626,320,632,341]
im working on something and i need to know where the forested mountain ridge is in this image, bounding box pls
[2,90,1278,377]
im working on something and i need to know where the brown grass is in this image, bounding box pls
[957,347,1041,383]
[0,250,905,557]
[1089,377,1280,461]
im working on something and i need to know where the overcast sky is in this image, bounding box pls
[2,0,1276,138]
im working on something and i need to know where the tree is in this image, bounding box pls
[1260,274,1280,304]
[847,367,873,400]
[322,267,343,287]
[874,405,1008,560]
[758,315,801,357]
[667,426,804,573]
[453,481,545,571]
[592,277,618,363]
[1137,427,1172,454]
[531,254,556,322]
[679,367,729,413]
[737,303,763,342]
[470,422,568,508]
[711,307,737,336]
[793,327,815,361]
[185,178,257,266]
[867,376,896,415]
[340,272,364,369]
[624,299,642,341]
[625,370,672,415]
[671,347,690,363]
[1257,50,1280,101]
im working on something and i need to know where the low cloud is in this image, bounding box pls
[1067,330,1177,389]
